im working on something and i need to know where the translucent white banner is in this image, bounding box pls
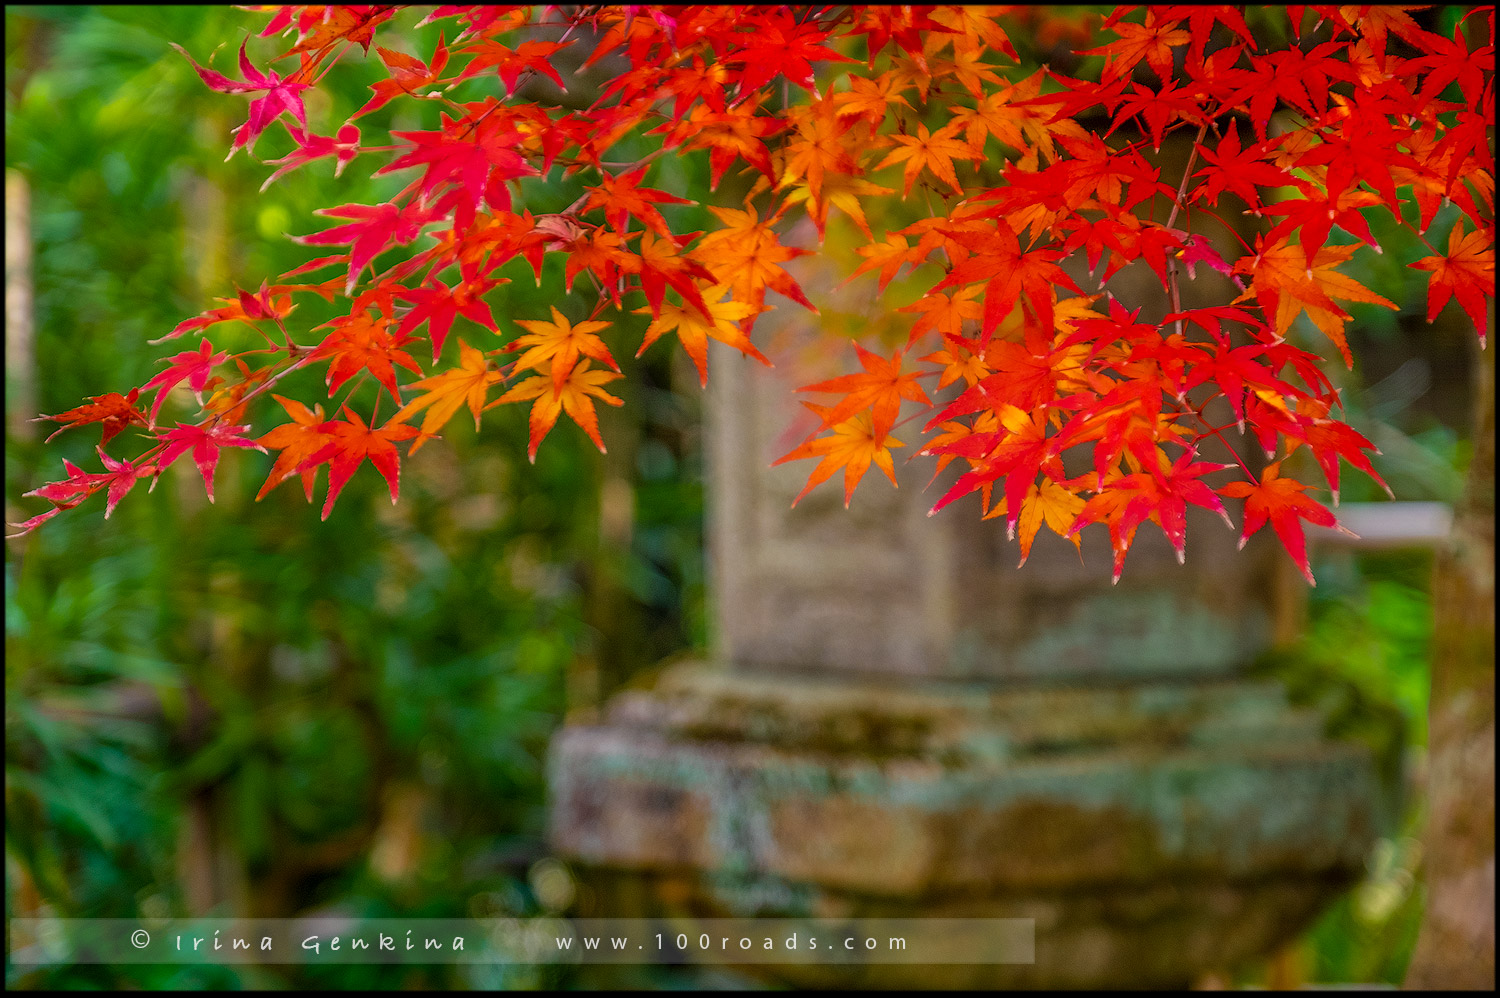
[8,917,1033,965]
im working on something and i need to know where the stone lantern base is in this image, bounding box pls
[549,663,1383,988]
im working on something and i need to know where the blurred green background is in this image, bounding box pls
[5,6,709,988]
[4,5,1477,989]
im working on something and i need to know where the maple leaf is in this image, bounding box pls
[1082,10,1191,83]
[507,306,619,389]
[261,123,361,192]
[781,157,891,242]
[173,38,309,158]
[353,36,450,119]
[1192,123,1291,207]
[690,206,816,319]
[1220,462,1348,585]
[1219,40,1355,138]
[392,339,504,451]
[635,292,766,387]
[635,230,714,319]
[936,222,1080,340]
[295,200,432,294]
[88,448,155,518]
[1154,4,1256,69]
[848,6,959,66]
[721,12,854,93]
[551,225,641,302]
[492,361,624,461]
[875,122,971,198]
[1234,237,1396,366]
[256,395,334,502]
[831,73,912,129]
[933,409,1060,545]
[585,167,695,240]
[986,477,1086,568]
[456,37,570,94]
[798,343,931,439]
[35,388,147,447]
[851,232,925,293]
[1286,397,1390,505]
[21,459,104,517]
[656,98,787,190]
[903,286,985,346]
[1410,223,1496,343]
[300,407,420,520]
[773,404,903,508]
[1070,452,1232,580]
[1179,234,1238,283]
[1110,78,1208,152]
[141,339,228,425]
[313,310,423,402]
[155,282,299,343]
[395,278,502,362]
[155,421,266,503]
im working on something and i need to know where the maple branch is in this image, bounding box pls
[228,351,318,416]
[1163,121,1209,335]
[1190,407,1259,485]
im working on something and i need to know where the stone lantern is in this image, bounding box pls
[547,289,1386,987]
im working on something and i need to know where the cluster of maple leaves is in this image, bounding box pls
[14,5,1496,585]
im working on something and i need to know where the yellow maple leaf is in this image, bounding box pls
[490,360,623,461]
[507,306,619,388]
[985,477,1086,566]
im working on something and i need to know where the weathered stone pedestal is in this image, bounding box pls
[547,332,1386,987]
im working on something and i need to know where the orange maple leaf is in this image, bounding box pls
[874,121,971,197]
[491,361,623,461]
[797,342,932,439]
[313,310,423,402]
[256,394,333,502]
[985,477,1085,567]
[773,404,903,508]
[690,205,816,317]
[391,339,504,451]
[1082,11,1191,82]
[634,290,767,387]
[1234,237,1396,366]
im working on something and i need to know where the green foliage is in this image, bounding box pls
[6,6,703,989]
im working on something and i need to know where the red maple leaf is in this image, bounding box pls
[1410,223,1496,343]
[172,39,309,157]
[1068,452,1232,582]
[154,421,266,503]
[299,407,420,519]
[261,123,362,192]
[1220,461,1348,585]
[295,200,433,294]
[35,388,147,447]
[395,278,502,362]
[141,339,228,425]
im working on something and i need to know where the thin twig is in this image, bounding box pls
[1164,121,1209,335]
